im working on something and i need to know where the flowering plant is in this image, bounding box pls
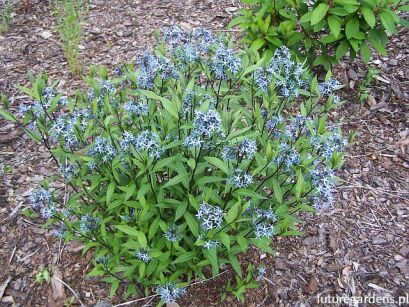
[1,27,347,303]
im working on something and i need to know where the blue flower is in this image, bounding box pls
[163,224,181,242]
[79,214,100,233]
[256,266,266,281]
[123,100,149,117]
[203,240,220,250]
[135,248,152,263]
[211,45,242,79]
[227,168,254,188]
[196,202,224,230]
[156,282,186,304]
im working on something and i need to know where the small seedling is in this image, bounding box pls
[358,67,379,105]
[54,0,87,75]
[3,164,13,174]
[36,267,51,284]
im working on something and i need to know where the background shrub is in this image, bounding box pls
[1,27,348,303]
[230,0,409,70]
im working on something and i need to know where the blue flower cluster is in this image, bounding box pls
[196,202,224,230]
[309,166,336,210]
[156,282,186,304]
[120,130,164,158]
[221,138,257,161]
[252,207,276,239]
[184,109,223,148]
[59,161,78,181]
[136,50,178,89]
[89,137,117,163]
[255,46,306,97]
[123,100,149,117]
[135,248,152,263]
[162,26,215,67]
[210,45,242,80]
[79,214,100,233]
[227,168,254,188]
[265,114,284,131]
[310,127,348,160]
[29,188,56,219]
[163,224,181,242]
[50,110,90,149]
[274,142,301,170]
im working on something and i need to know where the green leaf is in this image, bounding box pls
[360,41,372,63]
[153,156,177,172]
[162,174,188,189]
[380,11,397,34]
[368,29,387,55]
[225,202,240,224]
[335,40,350,59]
[250,38,266,51]
[204,248,219,276]
[311,3,329,25]
[0,109,17,122]
[345,17,360,39]
[204,157,230,175]
[184,212,199,236]
[139,90,179,119]
[137,231,147,248]
[173,252,196,264]
[106,182,115,204]
[220,232,231,251]
[272,178,283,203]
[109,280,120,298]
[124,183,136,201]
[175,201,188,222]
[115,225,139,237]
[361,7,376,28]
[328,16,341,37]
[228,253,242,277]
[236,235,248,251]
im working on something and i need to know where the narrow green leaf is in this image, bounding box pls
[125,183,136,201]
[173,252,196,264]
[115,225,139,237]
[106,182,115,204]
[204,157,230,175]
[184,212,199,236]
[204,248,219,276]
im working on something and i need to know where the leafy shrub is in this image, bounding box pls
[54,0,86,75]
[1,27,347,303]
[230,0,409,70]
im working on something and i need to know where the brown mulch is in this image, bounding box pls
[0,0,408,306]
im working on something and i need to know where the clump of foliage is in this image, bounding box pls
[0,27,348,304]
[230,0,409,70]
[0,0,12,34]
[358,67,379,104]
[53,0,86,75]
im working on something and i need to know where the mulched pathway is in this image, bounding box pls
[0,0,408,306]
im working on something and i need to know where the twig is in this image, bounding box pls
[53,276,85,307]
[8,246,16,264]
[17,248,40,262]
